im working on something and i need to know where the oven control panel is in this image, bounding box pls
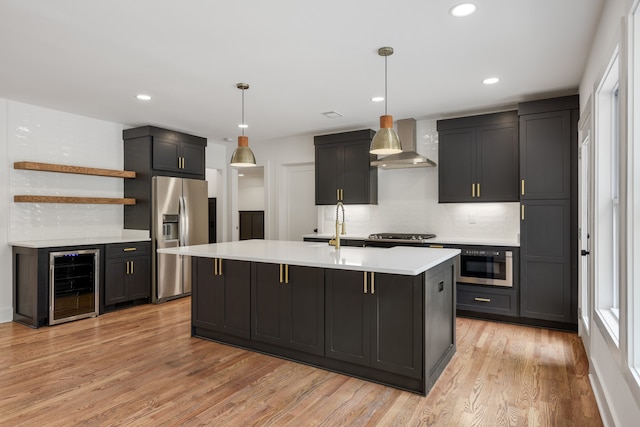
[461,248,502,257]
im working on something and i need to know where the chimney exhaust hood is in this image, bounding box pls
[370,118,437,169]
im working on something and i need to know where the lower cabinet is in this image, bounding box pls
[190,256,457,394]
[425,263,455,378]
[325,269,424,379]
[520,199,573,323]
[192,257,251,339]
[457,284,518,317]
[104,242,150,310]
[251,263,324,355]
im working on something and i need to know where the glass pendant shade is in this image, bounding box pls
[370,115,402,155]
[230,135,256,167]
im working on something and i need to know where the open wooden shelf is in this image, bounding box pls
[14,195,136,205]
[14,161,136,178]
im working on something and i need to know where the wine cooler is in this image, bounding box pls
[49,249,100,325]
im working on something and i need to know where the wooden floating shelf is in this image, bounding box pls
[14,161,136,178]
[14,195,136,205]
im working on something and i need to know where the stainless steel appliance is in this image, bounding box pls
[364,232,436,247]
[458,247,513,287]
[152,176,208,303]
[49,249,99,325]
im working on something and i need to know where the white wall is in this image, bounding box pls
[238,171,265,211]
[579,0,640,426]
[0,99,11,323]
[0,99,127,322]
[317,119,521,241]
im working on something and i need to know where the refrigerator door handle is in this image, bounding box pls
[179,196,187,246]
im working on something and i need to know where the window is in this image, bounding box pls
[595,49,620,343]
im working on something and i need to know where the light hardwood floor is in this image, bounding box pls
[0,298,602,426]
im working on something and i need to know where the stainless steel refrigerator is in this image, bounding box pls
[152,176,208,303]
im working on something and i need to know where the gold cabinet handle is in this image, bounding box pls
[130,260,134,275]
[285,264,289,284]
[336,189,340,201]
[521,179,525,196]
[477,183,480,198]
[126,260,130,275]
[341,189,344,200]
[123,247,137,252]
[521,204,525,221]
[474,297,491,302]
[214,258,218,276]
[218,258,223,275]
[371,272,375,294]
[472,183,476,198]
[280,264,283,283]
[363,271,368,294]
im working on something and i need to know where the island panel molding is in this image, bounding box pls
[14,161,136,178]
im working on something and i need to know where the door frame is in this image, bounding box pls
[578,95,594,351]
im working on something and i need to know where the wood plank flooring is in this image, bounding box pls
[0,298,602,426]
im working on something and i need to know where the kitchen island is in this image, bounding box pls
[158,240,460,395]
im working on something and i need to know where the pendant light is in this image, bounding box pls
[230,82,257,167]
[370,47,402,155]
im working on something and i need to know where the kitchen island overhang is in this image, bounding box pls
[158,240,460,395]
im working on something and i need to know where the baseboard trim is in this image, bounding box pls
[589,357,616,427]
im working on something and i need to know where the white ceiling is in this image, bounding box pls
[0,0,604,147]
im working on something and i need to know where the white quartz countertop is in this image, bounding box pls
[10,234,150,248]
[158,240,460,276]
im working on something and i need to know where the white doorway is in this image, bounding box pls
[280,163,316,241]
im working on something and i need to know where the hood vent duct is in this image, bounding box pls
[370,118,437,169]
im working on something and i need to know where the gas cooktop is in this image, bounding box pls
[367,233,436,241]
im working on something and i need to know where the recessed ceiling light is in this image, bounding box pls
[238,173,245,177]
[136,94,151,101]
[371,96,384,102]
[223,137,234,142]
[482,77,500,85]
[450,3,476,17]
[321,111,343,118]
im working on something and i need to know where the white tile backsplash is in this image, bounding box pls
[318,119,521,241]
[7,101,126,241]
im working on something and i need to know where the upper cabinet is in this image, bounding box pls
[314,129,378,205]
[123,126,207,180]
[123,126,207,230]
[519,100,574,200]
[437,111,519,203]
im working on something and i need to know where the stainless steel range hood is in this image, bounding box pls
[370,118,437,169]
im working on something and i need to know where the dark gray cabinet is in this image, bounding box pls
[520,199,572,322]
[123,126,207,230]
[12,244,105,328]
[437,111,519,203]
[103,241,150,311]
[425,262,455,378]
[192,257,251,339]
[325,269,423,379]
[518,95,578,327]
[251,263,324,355]
[152,137,205,177]
[520,111,572,200]
[315,129,378,205]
